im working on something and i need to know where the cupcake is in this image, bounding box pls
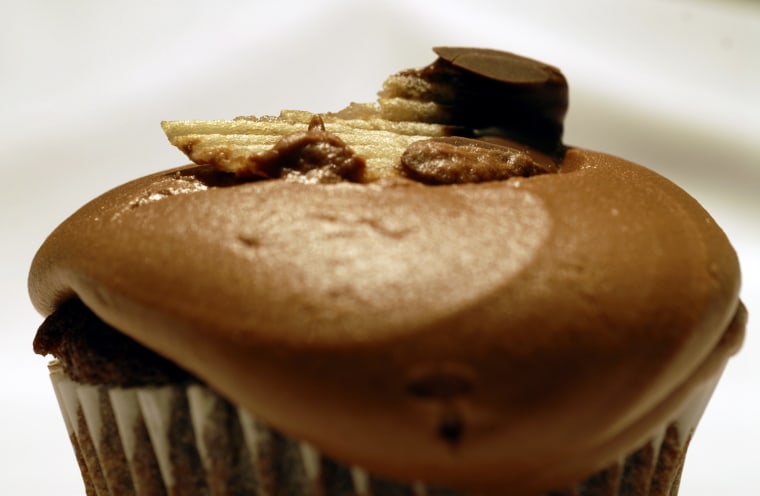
[29,47,746,496]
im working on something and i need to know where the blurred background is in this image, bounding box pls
[2,0,758,493]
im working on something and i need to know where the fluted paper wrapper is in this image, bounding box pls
[47,360,722,496]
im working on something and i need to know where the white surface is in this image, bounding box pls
[2,0,758,494]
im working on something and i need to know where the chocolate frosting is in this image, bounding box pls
[29,147,743,493]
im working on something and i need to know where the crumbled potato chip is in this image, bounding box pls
[162,111,449,181]
[161,68,461,181]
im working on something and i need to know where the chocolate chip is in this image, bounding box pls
[400,136,558,185]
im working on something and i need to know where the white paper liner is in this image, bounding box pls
[47,359,722,496]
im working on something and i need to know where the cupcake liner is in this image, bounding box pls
[109,388,166,495]
[47,360,721,496]
[78,384,135,494]
[50,365,101,496]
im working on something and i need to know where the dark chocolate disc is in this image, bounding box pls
[427,47,569,155]
[433,47,553,85]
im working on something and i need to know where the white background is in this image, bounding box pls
[1,0,758,494]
